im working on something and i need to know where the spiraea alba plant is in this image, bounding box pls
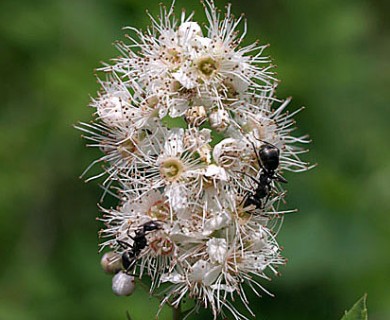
[78,1,312,319]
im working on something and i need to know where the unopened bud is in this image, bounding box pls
[112,271,136,296]
[101,252,122,274]
[178,22,203,39]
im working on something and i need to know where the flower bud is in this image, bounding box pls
[101,251,122,274]
[178,22,202,39]
[112,271,136,296]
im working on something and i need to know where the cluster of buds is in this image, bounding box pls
[78,1,312,319]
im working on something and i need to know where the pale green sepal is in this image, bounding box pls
[341,294,368,320]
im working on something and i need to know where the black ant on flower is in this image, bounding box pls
[240,140,287,210]
[117,221,162,274]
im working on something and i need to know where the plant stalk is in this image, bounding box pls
[172,303,182,320]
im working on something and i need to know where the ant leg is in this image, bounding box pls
[248,196,263,212]
[262,140,276,148]
[274,172,288,183]
[258,198,265,210]
[240,191,251,206]
[249,141,265,170]
[117,240,131,250]
[122,251,138,274]
[125,264,137,276]
[262,193,272,209]
[235,170,261,185]
[254,137,278,149]
[126,226,134,240]
[124,270,138,277]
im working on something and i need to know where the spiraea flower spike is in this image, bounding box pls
[78,1,313,319]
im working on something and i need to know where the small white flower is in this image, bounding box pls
[95,94,126,126]
[213,138,249,171]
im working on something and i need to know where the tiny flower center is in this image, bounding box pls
[164,48,181,65]
[221,81,239,102]
[141,95,159,111]
[170,80,196,96]
[150,237,174,256]
[226,84,238,99]
[236,202,252,224]
[197,56,219,77]
[202,176,215,188]
[148,200,169,220]
[160,157,184,182]
[170,80,182,92]
[117,139,137,159]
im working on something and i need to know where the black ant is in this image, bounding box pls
[241,141,287,210]
[118,221,161,274]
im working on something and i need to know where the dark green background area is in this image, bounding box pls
[0,0,389,319]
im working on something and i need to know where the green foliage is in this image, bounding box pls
[341,295,368,320]
[161,115,187,129]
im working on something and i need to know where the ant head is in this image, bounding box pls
[259,144,280,171]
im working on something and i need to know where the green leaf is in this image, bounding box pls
[341,294,368,320]
[161,115,187,129]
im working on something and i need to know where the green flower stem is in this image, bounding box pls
[172,303,182,320]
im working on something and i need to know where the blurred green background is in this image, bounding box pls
[1,0,389,319]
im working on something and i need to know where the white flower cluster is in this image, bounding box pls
[79,1,311,319]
